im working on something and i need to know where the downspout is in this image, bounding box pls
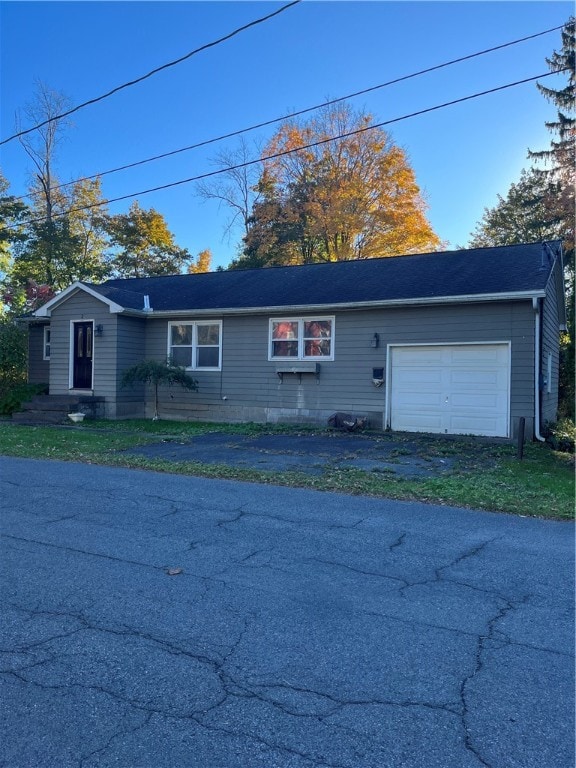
[533,297,545,441]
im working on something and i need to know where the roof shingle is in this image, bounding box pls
[88,242,561,312]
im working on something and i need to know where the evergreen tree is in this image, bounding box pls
[530,18,575,419]
[470,19,575,418]
[468,168,562,248]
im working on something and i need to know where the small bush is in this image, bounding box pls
[0,382,48,416]
[545,418,576,453]
[0,320,27,388]
[121,359,198,419]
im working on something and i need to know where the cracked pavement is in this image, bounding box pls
[0,456,574,768]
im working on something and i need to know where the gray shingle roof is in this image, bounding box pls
[88,242,562,313]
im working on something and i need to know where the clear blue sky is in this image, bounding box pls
[0,1,572,270]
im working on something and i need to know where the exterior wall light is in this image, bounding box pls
[371,333,380,348]
[95,324,104,336]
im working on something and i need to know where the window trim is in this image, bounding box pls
[268,316,334,362]
[167,320,222,371]
[43,326,51,361]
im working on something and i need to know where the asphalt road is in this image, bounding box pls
[0,457,574,768]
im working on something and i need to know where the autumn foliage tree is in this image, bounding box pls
[188,248,212,274]
[233,103,441,268]
[106,201,190,278]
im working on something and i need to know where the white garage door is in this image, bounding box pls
[389,344,510,437]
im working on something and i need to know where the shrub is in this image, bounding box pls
[545,418,576,453]
[121,359,198,419]
[0,382,48,415]
[0,320,27,388]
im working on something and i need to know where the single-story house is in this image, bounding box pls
[26,241,566,439]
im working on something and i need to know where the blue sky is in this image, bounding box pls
[0,1,572,270]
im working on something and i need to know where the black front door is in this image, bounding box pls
[73,322,93,389]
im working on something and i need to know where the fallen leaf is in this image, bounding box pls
[166,567,183,576]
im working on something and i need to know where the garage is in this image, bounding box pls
[388,343,511,437]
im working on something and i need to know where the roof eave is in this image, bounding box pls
[118,289,545,318]
[34,282,126,317]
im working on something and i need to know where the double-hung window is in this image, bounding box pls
[43,327,51,360]
[168,321,222,370]
[269,317,334,360]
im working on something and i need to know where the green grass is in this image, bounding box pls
[0,420,573,520]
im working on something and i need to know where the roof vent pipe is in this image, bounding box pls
[143,295,151,311]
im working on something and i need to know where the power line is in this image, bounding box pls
[0,0,301,147]
[15,23,564,203]
[9,69,564,230]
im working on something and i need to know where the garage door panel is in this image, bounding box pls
[395,370,443,385]
[450,393,505,408]
[395,392,444,407]
[449,369,503,387]
[399,413,444,431]
[448,415,504,433]
[390,344,510,437]
[394,348,445,365]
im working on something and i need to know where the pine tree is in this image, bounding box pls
[529,18,575,419]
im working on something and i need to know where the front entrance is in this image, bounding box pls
[72,322,93,389]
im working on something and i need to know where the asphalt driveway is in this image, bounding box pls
[125,431,462,478]
[1,457,574,768]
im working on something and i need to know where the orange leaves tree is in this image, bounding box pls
[238,103,441,267]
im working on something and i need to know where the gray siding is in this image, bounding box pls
[541,259,562,426]
[42,291,542,435]
[27,323,50,384]
[142,301,536,435]
[46,292,146,418]
[114,315,146,418]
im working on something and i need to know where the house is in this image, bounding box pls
[25,241,566,439]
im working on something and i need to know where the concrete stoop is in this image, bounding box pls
[12,394,105,425]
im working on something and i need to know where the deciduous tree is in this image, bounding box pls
[188,248,212,274]
[235,103,441,268]
[106,202,190,278]
[196,138,263,243]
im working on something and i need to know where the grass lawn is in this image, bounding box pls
[0,419,573,520]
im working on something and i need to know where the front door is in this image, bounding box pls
[73,322,93,389]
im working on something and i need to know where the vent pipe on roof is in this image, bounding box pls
[143,295,152,311]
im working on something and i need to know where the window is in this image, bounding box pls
[168,321,221,370]
[43,327,51,360]
[270,317,333,360]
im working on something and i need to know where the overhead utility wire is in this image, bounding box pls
[0,0,301,147]
[12,69,564,230]
[16,23,564,203]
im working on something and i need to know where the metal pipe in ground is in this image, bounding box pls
[517,416,526,460]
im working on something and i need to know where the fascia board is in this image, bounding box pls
[126,290,545,318]
[544,255,567,328]
[34,282,125,317]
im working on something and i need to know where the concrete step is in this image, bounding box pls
[13,394,105,423]
[12,410,70,425]
[21,400,77,412]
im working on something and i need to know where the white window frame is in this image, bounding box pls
[43,326,51,361]
[167,320,222,371]
[268,316,335,361]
